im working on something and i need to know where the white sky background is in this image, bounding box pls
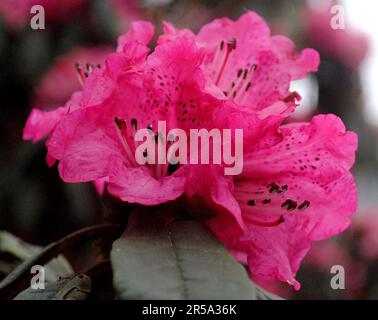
[342,0,378,125]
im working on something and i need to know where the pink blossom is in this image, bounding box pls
[160,12,319,117]
[0,0,88,30]
[187,115,357,289]
[43,21,223,205]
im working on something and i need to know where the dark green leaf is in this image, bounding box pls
[111,210,257,300]
[256,285,284,300]
[14,274,91,300]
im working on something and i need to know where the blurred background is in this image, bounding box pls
[0,0,377,299]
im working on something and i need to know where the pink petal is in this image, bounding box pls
[243,114,357,181]
[23,107,67,143]
[146,36,220,130]
[157,21,196,44]
[185,165,246,232]
[244,215,311,290]
[107,162,186,206]
[93,177,109,195]
[47,106,122,183]
[195,11,319,111]
[117,20,155,52]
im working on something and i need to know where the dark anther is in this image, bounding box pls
[168,163,180,175]
[281,199,297,211]
[227,38,237,50]
[131,118,137,130]
[267,182,279,193]
[247,199,256,206]
[279,185,288,193]
[243,69,248,79]
[143,150,148,157]
[262,199,271,204]
[282,91,301,103]
[86,63,93,72]
[114,117,127,130]
[298,200,310,211]
[220,40,225,50]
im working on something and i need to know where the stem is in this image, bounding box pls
[0,224,122,300]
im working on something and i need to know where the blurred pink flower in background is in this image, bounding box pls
[24,46,112,192]
[109,0,143,34]
[355,211,378,260]
[0,0,88,30]
[303,3,369,69]
[34,46,113,109]
[306,240,366,298]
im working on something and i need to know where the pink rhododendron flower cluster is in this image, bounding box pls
[23,12,357,289]
[0,0,88,30]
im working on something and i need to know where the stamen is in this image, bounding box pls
[279,185,288,193]
[298,200,310,211]
[247,215,285,227]
[214,39,237,86]
[268,182,280,193]
[228,68,247,98]
[131,118,137,137]
[282,91,301,104]
[167,163,180,175]
[86,63,94,73]
[75,63,85,87]
[281,199,297,211]
[212,40,224,75]
[114,117,138,166]
[235,64,257,104]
